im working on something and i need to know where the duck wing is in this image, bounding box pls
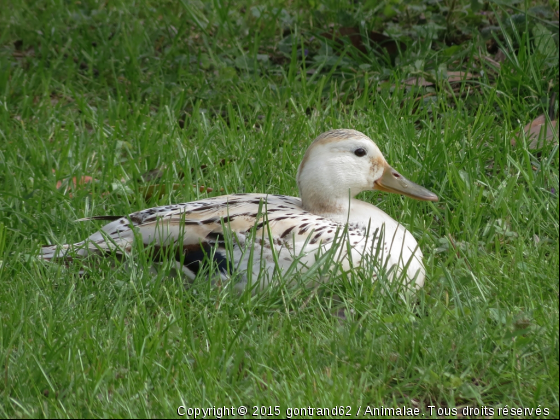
[39,194,351,284]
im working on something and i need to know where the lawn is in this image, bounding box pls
[0,0,558,418]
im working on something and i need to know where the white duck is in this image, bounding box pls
[40,129,438,291]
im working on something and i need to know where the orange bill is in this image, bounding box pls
[374,164,438,202]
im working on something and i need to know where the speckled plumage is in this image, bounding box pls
[40,129,438,291]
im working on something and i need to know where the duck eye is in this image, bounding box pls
[354,148,367,157]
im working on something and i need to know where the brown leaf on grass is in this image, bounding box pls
[198,185,213,193]
[12,40,35,59]
[34,92,65,107]
[55,173,97,198]
[511,115,559,149]
[446,71,477,83]
[55,176,96,190]
[401,71,476,88]
[402,76,434,87]
[53,167,97,190]
[494,49,507,63]
[481,55,501,71]
[321,27,405,58]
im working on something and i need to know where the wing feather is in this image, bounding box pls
[39,194,363,287]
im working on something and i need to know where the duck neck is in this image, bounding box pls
[299,187,356,222]
[297,160,361,222]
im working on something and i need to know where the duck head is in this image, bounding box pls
[296,129,438,215]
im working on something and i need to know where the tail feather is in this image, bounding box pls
[40,234,135,263]
[39,216,135,261]
[39,239,134,261]
[75,216,125,222]
[40,242,90,261]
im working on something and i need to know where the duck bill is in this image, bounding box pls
[374,164,438,202]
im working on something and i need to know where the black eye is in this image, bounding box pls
[354,148,367,157]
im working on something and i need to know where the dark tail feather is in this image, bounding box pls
[75,216,125,222]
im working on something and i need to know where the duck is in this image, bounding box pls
[40,129,438,291]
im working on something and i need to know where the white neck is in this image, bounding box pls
[297,159,365,218]
[299,187,354,218]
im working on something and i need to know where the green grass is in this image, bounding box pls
[1,0,558,417]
